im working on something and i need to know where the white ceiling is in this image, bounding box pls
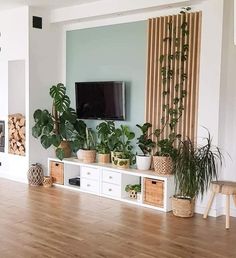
[0,0,102,11]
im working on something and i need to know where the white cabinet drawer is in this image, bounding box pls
[102,170,121,185]
[81,178,99,194]
[102,182,121,198]
[81,166,99,180]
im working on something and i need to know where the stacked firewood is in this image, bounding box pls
[8,113,25,156]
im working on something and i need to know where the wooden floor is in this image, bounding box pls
[0,179,236,258]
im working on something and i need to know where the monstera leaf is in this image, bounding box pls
[50,83,70,112]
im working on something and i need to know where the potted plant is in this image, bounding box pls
[125,184,141,199]
[113,125,135,168]
[74,126,97,163]
[32,83,78,160]
[109,124,123,165]
[172,131,223,217]
[96,121,114,163]
[136,123,155,170]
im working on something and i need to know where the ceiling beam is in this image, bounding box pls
[50,0,190,23]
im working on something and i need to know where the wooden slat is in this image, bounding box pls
[145,12,202,143]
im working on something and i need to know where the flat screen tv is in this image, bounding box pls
[75,81,125,120]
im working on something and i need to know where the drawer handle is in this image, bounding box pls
[87,172,91,175]
[152,181,157,184]
[108,188,112,192]
[109,176,112,179]
[55,163,59,167]
[87,184,90,187]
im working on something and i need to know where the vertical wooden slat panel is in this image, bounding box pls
[145,11,201,142]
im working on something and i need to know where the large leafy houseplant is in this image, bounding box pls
[172,131,223,217]
[136,123,155,170]
[32,83,78,160]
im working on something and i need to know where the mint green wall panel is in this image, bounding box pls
[66,21,147,137]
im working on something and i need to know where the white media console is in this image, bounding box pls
[48,158,175,212]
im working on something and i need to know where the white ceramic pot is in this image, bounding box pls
[136,155,152,170]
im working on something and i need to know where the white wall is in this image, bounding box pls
[28,7,64,173]
[219,0,236,216]
[0,6,29,183]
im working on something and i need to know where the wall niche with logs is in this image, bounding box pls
[8,60,26,156]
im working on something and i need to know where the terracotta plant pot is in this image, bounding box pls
[172,196,195,218]
[153,156,173,175]
[97,153,110,164]
[59,140,72,158]
[136,155,152,170]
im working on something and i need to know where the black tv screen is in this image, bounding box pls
[75,81,125,120]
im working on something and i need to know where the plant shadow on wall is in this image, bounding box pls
[32,83,84,160]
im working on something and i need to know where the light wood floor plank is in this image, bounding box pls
[0,178,235,258]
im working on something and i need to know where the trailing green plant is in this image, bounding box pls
[32,83,78,160]
[96,121,115,154]
[125,184,141,193]
[174,131,223,199]
[154,7,191,158]
[136,123,155,156]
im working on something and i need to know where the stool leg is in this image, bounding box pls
[233,195,236,207]
[203,192,215,219]
[226,195,230,229]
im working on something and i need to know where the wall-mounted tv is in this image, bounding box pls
[75,81,125,120]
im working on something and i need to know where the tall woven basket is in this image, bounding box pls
[153,156,173,175]
[172,197,195,218]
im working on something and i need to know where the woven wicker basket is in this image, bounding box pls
[80,150,96,163]
[172,197,195,218]
[43,176,53,187]
[153,156,173,175]
[98,153,110,164]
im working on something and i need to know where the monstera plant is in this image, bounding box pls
[32,83,79,160]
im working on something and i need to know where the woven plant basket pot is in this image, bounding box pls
[59,140,72,158]
[43,176,53,187]
[80,150,96,163]
[172,196,195,218]
[153,156,173,175]
[98,153,110,164]
[117,158,130,169]
[27,163,44,186]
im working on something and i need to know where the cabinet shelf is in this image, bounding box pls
[48,158,175,212]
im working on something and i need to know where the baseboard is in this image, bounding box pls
[195,205,236,217]
[0,172,27,184]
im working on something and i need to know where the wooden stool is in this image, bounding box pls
[203,181,236,229]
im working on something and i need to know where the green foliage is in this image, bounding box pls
[111,125,136,165]
[32,83,79,160]
[136,123,155,156]
[96,121,115,154]
[125,184,141,193]
[174,131,223,199]
[154,7,191,158]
